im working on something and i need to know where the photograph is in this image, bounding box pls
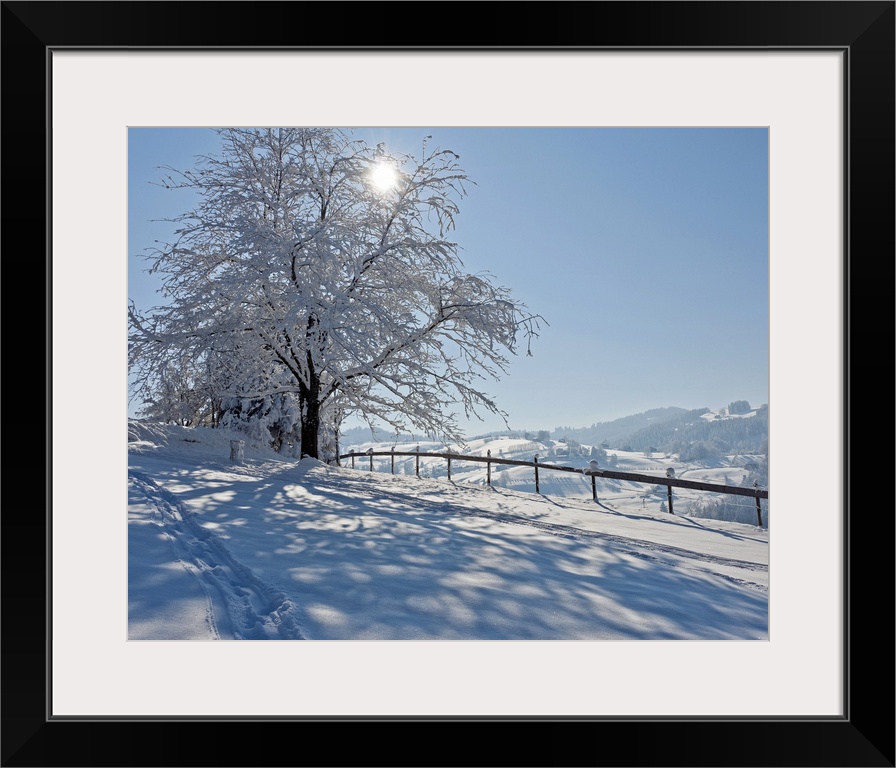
[4,0,892,764]
[127,126,771,642]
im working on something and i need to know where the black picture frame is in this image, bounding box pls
[5,2,893,766]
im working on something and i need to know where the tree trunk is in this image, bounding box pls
[300,371,322,459]
[301,400,320,459]
[300,316,323,459]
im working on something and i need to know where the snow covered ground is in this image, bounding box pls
[128,421,768,641]
[345,430,766,516]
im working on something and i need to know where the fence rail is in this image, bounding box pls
[338,449,768,526]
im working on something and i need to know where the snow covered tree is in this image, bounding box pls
[134,356,224,427]
[129,128,542,458]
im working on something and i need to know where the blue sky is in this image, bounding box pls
[129,127,769,436]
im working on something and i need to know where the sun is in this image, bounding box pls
[369,161,399,193]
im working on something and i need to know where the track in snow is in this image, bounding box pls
[130,472,306,640]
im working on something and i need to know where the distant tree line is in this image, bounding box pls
[337,405,768,465]
[620,405,768,459]
[552,407,688,447]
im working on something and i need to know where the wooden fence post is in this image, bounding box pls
[339,449,766,518]
[534,455,540,494]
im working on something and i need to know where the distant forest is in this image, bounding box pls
[343,402,769,461]
[554,404,768,459]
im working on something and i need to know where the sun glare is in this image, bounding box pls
[369,162,399,193]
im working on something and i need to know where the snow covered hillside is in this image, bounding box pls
[345,431,767,525]
[128,421,768,641]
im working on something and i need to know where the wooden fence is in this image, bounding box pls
[338,449,769,527]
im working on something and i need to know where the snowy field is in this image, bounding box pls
[344,431,764,516]
[128,421,768,641]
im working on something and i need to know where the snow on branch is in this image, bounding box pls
[128,128,544,456]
